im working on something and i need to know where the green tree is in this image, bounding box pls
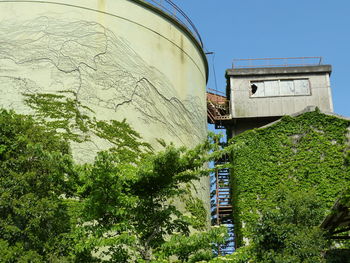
[0,109,76,261]
[76,140,227,262]
[202,188,331,263]
[0,92,229,262]
[251,187,329,263]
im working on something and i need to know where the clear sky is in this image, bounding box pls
[178,0,350,117]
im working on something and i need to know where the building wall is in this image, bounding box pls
[0,0,208,154]
[0,0,209,209]
[227,66,333,119]
[229,116,280,137]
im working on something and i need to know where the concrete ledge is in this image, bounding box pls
[226,65,332,77]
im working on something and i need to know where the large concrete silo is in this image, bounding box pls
[0,0,209,207]
[0,0,208,150]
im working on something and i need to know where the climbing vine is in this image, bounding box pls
[227,109,350,247]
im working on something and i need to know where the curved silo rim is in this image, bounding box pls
[130,0,209,83]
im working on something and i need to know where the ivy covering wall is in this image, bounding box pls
[228,109,350,247]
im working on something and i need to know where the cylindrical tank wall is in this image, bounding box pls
[0,0,208,150]
[0,0,209,211]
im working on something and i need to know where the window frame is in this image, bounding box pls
[249,78,312,98]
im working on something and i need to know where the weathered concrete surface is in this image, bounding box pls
[0,0,208,153]
[0,0,210,213]
[228,116,281,137]
[226,65,334,121]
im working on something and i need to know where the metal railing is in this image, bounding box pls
[232,57,323,69]
[143,0,203,47]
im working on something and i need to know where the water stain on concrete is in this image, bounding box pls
[97,0,106,25]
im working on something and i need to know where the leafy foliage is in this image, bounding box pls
[0,92,228,262]
[75,140,224,262]
[0,109,76,261]
[251,188,328,263]
[3,91,350,262]
[228,110,350,247]
[156,226,227,262]
[23,91,93,142]
[24,91,152,157]
[202,189,332,263]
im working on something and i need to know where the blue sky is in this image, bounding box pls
[178,0,350,117]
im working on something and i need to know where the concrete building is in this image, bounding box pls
[226,60,333,136]
[208,58,334,136]
[208,58,336,253]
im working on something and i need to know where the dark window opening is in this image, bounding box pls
[251,84,258,95]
